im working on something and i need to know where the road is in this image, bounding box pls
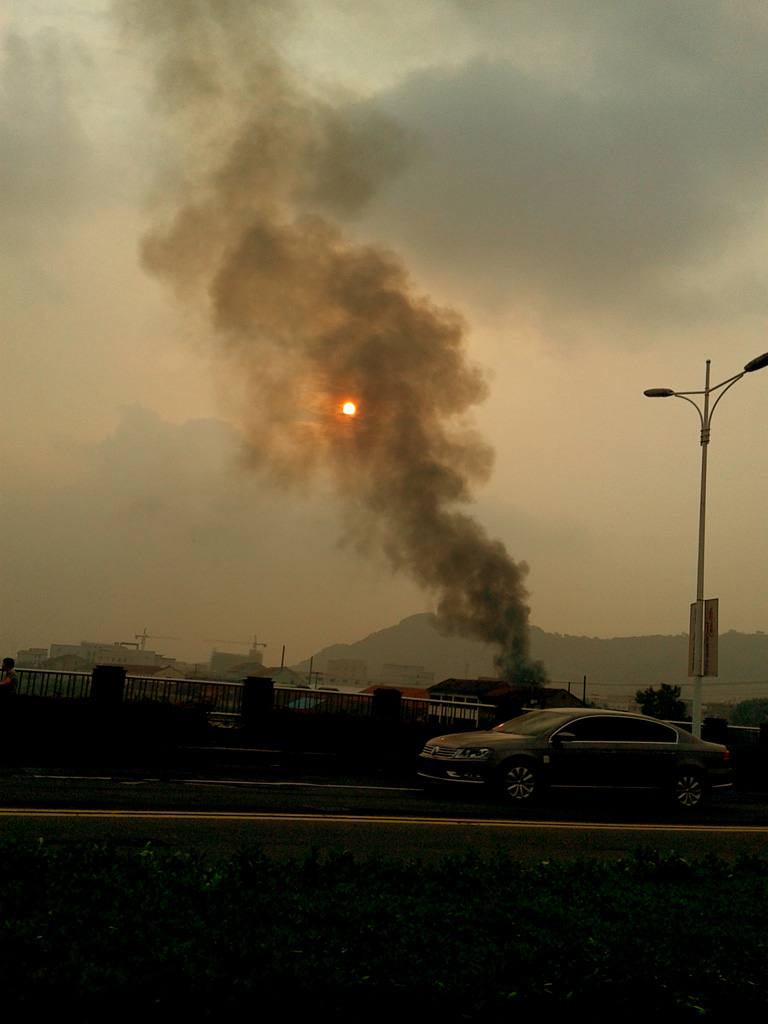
[0,759,767,862]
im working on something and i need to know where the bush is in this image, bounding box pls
[635,683,687,720]
[2,843,768,1016]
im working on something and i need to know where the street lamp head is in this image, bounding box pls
[743,351,768,373]
[643,388,675,397]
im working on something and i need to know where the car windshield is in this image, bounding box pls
[492,711,575,736]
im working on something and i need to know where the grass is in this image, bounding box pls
[1,841,768,1019]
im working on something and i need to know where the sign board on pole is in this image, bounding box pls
[703,597,718,676]
[689,598,719,677]
[688,601,700,677]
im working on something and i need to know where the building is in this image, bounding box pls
[14,648,49,668]
[380,663,434,688]
[429,678,584,713]
[38,653,89,672]
[48,642,167,669]
[324,659,368,689]
[122,664,187,680]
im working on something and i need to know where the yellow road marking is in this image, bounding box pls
[0,808,766,834]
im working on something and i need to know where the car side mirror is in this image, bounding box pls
[552,731,575,748]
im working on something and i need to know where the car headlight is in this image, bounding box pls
[453,747,492,760]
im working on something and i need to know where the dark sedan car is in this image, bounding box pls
[418,708,731,809]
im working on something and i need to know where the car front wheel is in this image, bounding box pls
[498,760,539,803]
[671,768,705,809]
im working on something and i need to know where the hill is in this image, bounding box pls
[293,614,768,691]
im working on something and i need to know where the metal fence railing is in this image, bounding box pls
[13,669,498,730]
[402,696,499,729]
[725,724,762,744]
[668,718,761,746]
[15,669,246,714]
[123,676,244,715]
[272,688,373,717]
[16,669,92,700]
[268,688,499,728]
[16,670,765,739]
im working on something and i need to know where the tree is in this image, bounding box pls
[729,698,768,727]
[635,683,687,721]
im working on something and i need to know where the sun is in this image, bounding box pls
[342,402,357,416]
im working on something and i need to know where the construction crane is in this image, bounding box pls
[203,635,267,655]
[135,628,182,651]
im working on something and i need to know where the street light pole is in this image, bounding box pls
[644,351,768,738]
[691,359,711,738]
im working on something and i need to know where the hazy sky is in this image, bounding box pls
[3,1,767,669]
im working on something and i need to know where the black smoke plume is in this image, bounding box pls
[117,0,545,684]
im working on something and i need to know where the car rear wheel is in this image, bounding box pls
[671,768,705,809]
[498,761,539,803]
